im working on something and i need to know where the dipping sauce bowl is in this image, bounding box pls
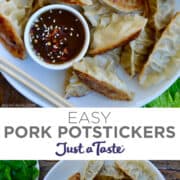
[24,4,90,70]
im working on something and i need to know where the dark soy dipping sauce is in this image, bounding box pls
[30,9,85,64]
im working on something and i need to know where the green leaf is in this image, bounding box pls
[0,160,39,180]
[32,166,39,180]
[2,161,23,171]
[0,166,12,180]
[145,78,180,107]
[25,160,37,167]
[172,91,180,107]
[0,161,6,171]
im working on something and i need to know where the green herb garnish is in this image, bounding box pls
[0,160,39,180]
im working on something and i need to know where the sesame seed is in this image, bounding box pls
[76,33,80,37]
[59,10,62,14]
[34,39,38,43]
[53,19,56,23]
[53,45,58,49]
[70,27,74,31]
[46,42,51,46]
[69,32,73,36]
[43,24,47,29]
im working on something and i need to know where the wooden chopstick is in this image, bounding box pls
[0,57,72,107]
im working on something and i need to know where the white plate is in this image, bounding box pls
[1,1,180,107]
[44,160,165,180]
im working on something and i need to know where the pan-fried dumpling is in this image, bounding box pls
[101,0,144,13]
[128,27,155,56]
[139,13,180,87]
[30,0,50,13]
[83,0,114,27]
[73,49,133,101]
[65,48,121,98]
[94,176,120,180]
[120,0,175,77]
[147,0,175,31]
[115,161,161,180]
[120,27,155,76]
[81,161,104,180]
[120,42,136,77]
[94,175,132,180]
[95,162,133,180]
[89,14,147,55]
[0,0,33,58]
[65,69,90,98]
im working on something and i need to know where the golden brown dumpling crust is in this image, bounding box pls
[102,0,144,12]
[0,14,25,59]
[74,70,132,101]
[94,175,132,180]
[57,0,92,5]
[68,172,81,180]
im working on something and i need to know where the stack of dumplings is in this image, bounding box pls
[65,0,179,101]
[68,160,163,180]
[139,13,180,87]
[0,0,179,101]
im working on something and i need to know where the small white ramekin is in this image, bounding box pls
[24,4,90,70]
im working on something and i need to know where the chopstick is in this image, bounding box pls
[0,57,72,107]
